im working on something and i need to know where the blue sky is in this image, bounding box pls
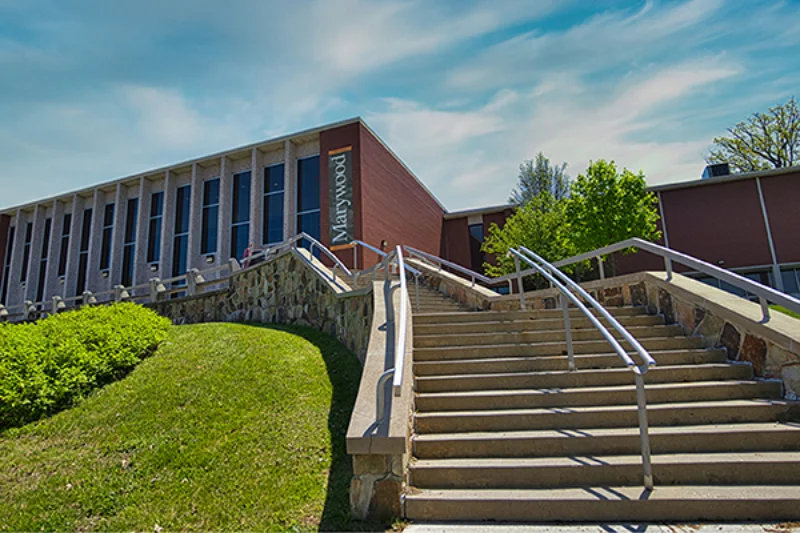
[1,0,799,211]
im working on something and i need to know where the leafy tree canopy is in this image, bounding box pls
[509,152,570,206]
[707,96,800,173]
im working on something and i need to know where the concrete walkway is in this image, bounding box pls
[405,523,799,532]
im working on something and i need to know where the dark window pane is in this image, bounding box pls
[80,209,92,250]
[782,269,799,295]
[175,186,191,234]
[262,192,284,245]
[232,172,251,224]
[297,212,320,240]
[76,253,88,296]
[122,245,135,286]
[124,198,138,244]
[231,224,250,261]
[265,164,285,193]
[36,257,47,302]
[150,192,163,217]
[40,219,52,260]
[201,205,219,254]
[20,222,32,282]
[297,156,320,213]
[62,213,72,237]
[172,235,188,277]
[1,226,15,304]
[468,223,485,273]
[104,204,115,226]
[147,218,162,263]
[100,228,112,270]
[58,235,69,276]
[203,178,220,206]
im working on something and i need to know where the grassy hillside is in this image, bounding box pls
[0,323,362,532]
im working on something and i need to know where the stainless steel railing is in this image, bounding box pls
[510,247,655,490]
[552,238,800,322]
[346,240,421,312]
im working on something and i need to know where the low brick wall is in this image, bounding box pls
[493,272,800,398]
[147,249,373,361]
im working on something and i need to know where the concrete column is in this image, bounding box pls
[64,195,82,299]
[159,170,175,277]
[110,183,126,287]
[134,177,151,287]
[284,140,297,239]
[46,199,65,300]
[187,163,202,269]
[249,148,264,247]
[24,204,44,302]
[6,209,25,307]
[218,156,232,258]
[86,189,104,293]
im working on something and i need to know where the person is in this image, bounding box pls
[243,243,253,268]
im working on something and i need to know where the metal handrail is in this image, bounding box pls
[510,248,654,490]
[552,238,800,321]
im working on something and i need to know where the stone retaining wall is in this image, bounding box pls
[147,249,373,361]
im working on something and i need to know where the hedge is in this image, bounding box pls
[0,303,171,429]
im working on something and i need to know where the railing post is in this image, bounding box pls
[114,285,129,302]
[0,304,7,321]
[23,300,35,321]
[759,296,770,322]
[664,256,673,281]
[229,258,241,273]
[560,294,576,371]
[187,268,199,296]
[51,296,65,314]
[597,256,605,280]
[415,275,420,313]
[507,279,513,295]
[514,254,526,310]
[148,279,161,303]
[634,369,654,490]
[82,291,96,306]
[354,245,358,270]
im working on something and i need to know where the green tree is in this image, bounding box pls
[707,96,800,172]
[482,192,573,279]
[509,152,570,205]
[566,160,660,274]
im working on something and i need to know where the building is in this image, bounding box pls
[0,118,448,309]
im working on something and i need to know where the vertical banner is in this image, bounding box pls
[328,146,354,245]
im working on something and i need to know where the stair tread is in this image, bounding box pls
[416,379,776,399]
[413,421,800,442]
[415,398,792,419]
[405,485,800,502]
[416,336,700,351]
[412,450,800,469]
[415,325,681,340]
[415,363,745,382]
[414,348,723,367]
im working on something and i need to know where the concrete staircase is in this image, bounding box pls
[405,305,800,522]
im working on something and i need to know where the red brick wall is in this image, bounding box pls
[441,209,513,272]
[0,215,9,295]
[760,172,800,264]
[319,123,362,269]
[358,124,443,268]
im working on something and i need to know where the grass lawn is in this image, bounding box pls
[771,305,800,320]
[0,322,364,532]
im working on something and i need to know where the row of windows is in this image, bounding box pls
[1,156,321,302]
[695,266,800,299]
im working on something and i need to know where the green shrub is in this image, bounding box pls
[0,303,171,429]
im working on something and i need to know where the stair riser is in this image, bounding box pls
[410,461,800,489]
[416,381,780,412]
[414,428,800,459]
[413,307,648,324]
[414,350,726,376]
[414,337,704,361]
[414,326,684,348]
[414,316,664,335]
[416,403,787,433]
[404,497,800,522]
[416,365,752,393]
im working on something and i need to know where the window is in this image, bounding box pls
[781,267,800,296]
[121,198,138,287]
[468,223,485,273]
[296,156,320,247]
[201,178,220,254]
[172,186,191,278]
[20,222,32,283]
[57,213,71,277]
[1,226,15,304]
[262,164,285,246]
[230,171,251,260]
[99,203,114,271]
[36,218,52,302]
[147,192,164,263]
[76,209,92,296]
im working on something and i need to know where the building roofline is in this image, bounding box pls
[444,204,514,220]
[0,116,363,215]
[650,165,800,193]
